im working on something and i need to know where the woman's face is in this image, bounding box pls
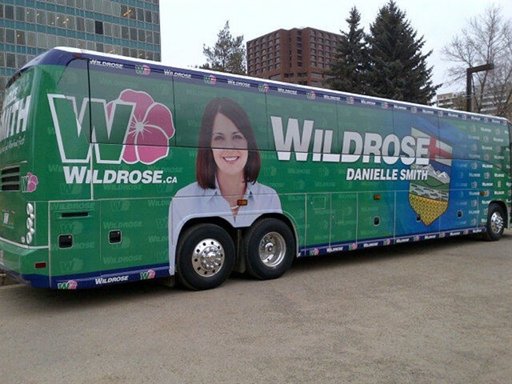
[211,112,248,178]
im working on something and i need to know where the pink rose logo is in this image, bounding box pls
[26,172,39,192]
[259,84,269,93]
[204,75,216,85]
[140,269,156,280]
[108,90,175,165]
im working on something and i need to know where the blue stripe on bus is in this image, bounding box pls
[298,226,486,257]
[15,263,170,289]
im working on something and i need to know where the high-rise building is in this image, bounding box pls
[436,92,465,110]
[247,27,342,87]
[436,91,510,118]
[0,0,161,105]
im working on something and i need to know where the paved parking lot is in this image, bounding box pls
[1,232,511,384]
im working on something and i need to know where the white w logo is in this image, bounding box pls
[47,94,134,164]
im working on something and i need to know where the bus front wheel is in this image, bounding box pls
[177,224,235,290]
[484,203,505,241]
[243,218,295,280]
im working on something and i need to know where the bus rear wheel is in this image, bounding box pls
[177,224,235,290]
[484,203,505,241]
[242,218,295,280]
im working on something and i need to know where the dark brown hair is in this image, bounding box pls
[196,98,261,189]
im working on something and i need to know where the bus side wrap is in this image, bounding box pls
[0,47,510,289]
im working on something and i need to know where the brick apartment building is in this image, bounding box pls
[247,27,342,87]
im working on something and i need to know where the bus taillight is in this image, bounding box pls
[26,203,35,244]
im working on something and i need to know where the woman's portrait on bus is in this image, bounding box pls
[169,97,282,250]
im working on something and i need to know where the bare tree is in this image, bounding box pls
[443,5,512,119]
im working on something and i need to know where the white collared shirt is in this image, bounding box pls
[168,180,282,248]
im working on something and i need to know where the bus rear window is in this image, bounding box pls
[1,69,34,132]
[0,68,34,166]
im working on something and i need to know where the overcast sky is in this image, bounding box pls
[160,0,512,94]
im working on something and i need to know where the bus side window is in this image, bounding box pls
[173,74,268,150]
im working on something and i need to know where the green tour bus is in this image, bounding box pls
[0,47,510,290]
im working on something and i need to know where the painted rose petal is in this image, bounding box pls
[124,126,139,145]
[119,89,154,121]
[137,145,169,165]
[137,125,170,146]
[113,89,174,165]
[144,104,175,138]
[122,144,139,163]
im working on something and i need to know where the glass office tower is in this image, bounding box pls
[0,0,161,105]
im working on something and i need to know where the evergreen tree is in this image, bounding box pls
[325,7,368,94]
[202,21,246,75]
[366,1,439,104]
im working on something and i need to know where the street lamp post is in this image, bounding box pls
[466,63,494,112]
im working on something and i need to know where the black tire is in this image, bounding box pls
[176,224,235,290]
[242,218,295,280]
[483,203,505,241]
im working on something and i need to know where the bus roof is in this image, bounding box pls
[16,47,511,126]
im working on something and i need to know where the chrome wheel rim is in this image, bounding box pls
[258,232,286,268]
[490,211,504,234]
[192,239,224,277]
